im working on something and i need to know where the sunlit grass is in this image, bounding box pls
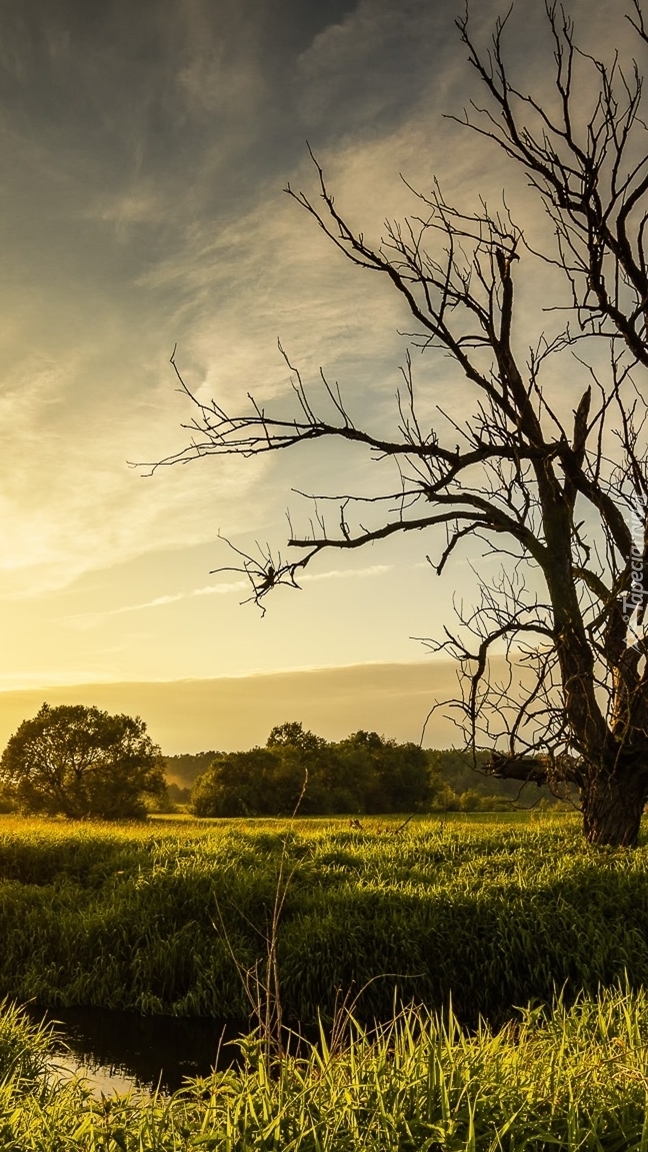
[0,811,646,1027]
[2,987,648,1148]
[0,813,647,1145]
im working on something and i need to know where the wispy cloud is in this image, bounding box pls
[0,0,633,687]
[63,580,249,628]
[301,564,392,583]
[0,0,519,606]
[63,564,393,629]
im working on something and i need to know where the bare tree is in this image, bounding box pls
[150,4,648,846]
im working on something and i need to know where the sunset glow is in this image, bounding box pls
[0,0,622,749]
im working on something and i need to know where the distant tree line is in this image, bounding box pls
[0,705,560,822]
[185,723,556,818]
[191,723,428,817]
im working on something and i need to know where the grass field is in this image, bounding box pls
[2,810,648,1147]
[0,810,646,1026]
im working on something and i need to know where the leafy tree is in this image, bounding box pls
[335,731,430,813]
[0,704,165,819]
[192,747,282,817]
[192,725,325,818]
[267,722,324,754]
[192,723,433,817]
[267,721,332,813]
[154,5,648,846]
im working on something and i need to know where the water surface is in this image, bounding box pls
[27,1005,245,1095]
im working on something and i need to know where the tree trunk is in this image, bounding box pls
[582,769,648,847]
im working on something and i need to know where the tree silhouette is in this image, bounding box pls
[151,5,648,846]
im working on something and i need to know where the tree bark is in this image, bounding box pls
[581,769,648,847]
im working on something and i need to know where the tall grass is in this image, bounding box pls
[2,987,648,1148]
[1,812,647,1024]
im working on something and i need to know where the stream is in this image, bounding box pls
[25,1005,247,1096]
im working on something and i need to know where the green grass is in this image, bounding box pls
[1,812,648,1146]
[0,810,646,1025]
[2,987,648,1148]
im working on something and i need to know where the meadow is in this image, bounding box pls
[0,810,646,1025]
[3,811,648,1148]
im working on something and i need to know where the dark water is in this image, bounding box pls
[26,1005,246,1095]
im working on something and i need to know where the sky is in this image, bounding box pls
[0,0,636,749]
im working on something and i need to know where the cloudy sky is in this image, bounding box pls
[0,0,635,745]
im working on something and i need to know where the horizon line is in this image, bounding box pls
[0,656,466,695]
